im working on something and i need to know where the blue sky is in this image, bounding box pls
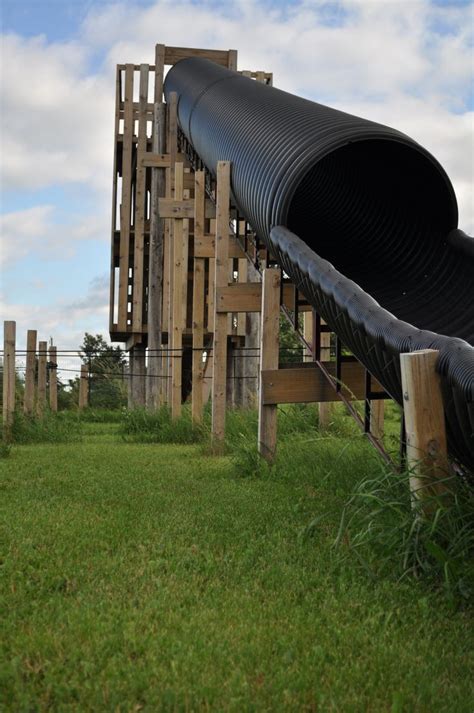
[1,0,473,350]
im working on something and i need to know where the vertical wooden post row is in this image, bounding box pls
[37,341,47,416]
[24,329,37,414]
[211,161,231,449]
[258,269,281,462]
[400,349,450,507]
[49,344,58,412]
[2,321,16,439]
[191,170,206,423]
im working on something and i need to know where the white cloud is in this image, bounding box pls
[0,204,109,267]
[0,273,111,352]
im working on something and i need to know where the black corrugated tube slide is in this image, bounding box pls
[164,57,474,471]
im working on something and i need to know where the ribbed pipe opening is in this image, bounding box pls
[287,139,474,343]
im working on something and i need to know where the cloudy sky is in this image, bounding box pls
[1,0,473,350]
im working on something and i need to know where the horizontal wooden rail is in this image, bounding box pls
[261,362,384,405]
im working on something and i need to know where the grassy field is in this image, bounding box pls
[1,412,473,711]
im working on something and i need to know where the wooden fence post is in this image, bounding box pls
[49,344,58,412]
[191,170,206,423]
[24,329,37,415]
[37,341,47,416]
[211,161,231,449]
[2,321,16,438]
[258,268,281,462]
[79,364,89,409]
[400,349,450,505]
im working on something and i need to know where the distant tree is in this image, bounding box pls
[79,333,127,409]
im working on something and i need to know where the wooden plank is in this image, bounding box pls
[154,44,165,102]
[319,319,333,428]
[182,211,189,330]
[237,258,247,336]
[400,349,450,507]
[24,329,37,415]
[211,161,231,449]
[258,269,281,462]
[217,283,262,312]
[370,399,385,440]
[165,46,235,67]
[140,152,187,168]
[78,364,88,409]
[117,64,134,332]
[37,340,47,416]
[227,49,238,70]
[171,162,184,419]
[158,198,216,219]
[147,101,166,409]
[48,345,58,412]
[194,232,245,258]
[261,362,384,405]
[109,65,121,333]
[132,64,149,333]
[214,282,310,313]
[2,321,16,436]
[192,170,206,423]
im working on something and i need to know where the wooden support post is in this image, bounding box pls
[2,321,16,438]
[24,329,37,415]
[370,400,385,441]
[258,269,281,462]
[131,64,149,334]
[130,344,146,408]
[147,102,167,409]
[319,326,333,429]
[211,161,231,449]
[49,344,58,412]
[79,364,89,409]
[37,341,47,416]
[400,349,450,505]
[191,170,206,423]
[171,162,185,419]
[117,64,134,333]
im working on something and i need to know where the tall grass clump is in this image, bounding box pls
[10,411,83,444]
[119,406,205,444]
[336,464,474,606]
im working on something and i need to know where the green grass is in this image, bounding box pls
[1,417,473,711]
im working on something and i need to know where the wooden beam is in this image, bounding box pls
[370,400,385,441]
[117,64,134,332]
[194,233,245,259]
[2,321,16,437]
[37,340,47,416]
[191,170,206,423]
[211,161,231,449]
[258,269,281,462]
[171,162,185,419]
[216,283,262,312]
[164,46,237,67]
[261,362,384,405]
[131,64,149,333]
[400,349,450,506]
[78,364,88,409]
[49,345,58,412]
[158,198,216,220]
[139,152,187,168]
[24,329,36,415]
[154,44,165,102]
[147,102,166,410]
